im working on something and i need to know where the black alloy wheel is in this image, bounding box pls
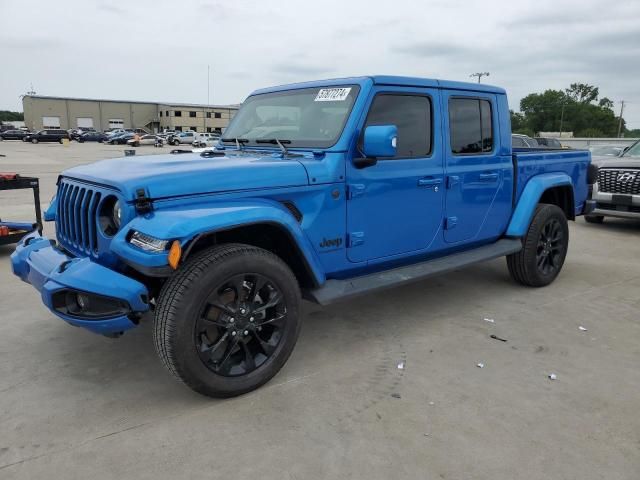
[536,218,564,276]
[194,273,287,377]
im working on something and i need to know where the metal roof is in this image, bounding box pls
[23,95,239,109]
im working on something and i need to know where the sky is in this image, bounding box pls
[1,0,639,128]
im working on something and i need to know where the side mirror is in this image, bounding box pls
[354,125,398,169]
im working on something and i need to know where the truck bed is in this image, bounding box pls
[512,148,591,214]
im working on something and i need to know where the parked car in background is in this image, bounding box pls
[78,131,108,143]
[23,129,69,144]
[106,132,135,145]
[588,144,624,157]
[69,128,97,141]
[512,134,539,148]
[535,137,563,149]
[0,129,30,141]
[586,139,640,223]
[127,134,162,147]
[171,131,197,145]
[192,132,220,147]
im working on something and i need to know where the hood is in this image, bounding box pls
[63,151,310,200]
[591,155,640,169]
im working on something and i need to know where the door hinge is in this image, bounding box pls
[446,175,460,189]
[134,188,153,214]
[347,183,365,200]
[444,216,458,230]
[348,231,365,247]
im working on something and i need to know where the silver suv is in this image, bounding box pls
[587,140,640,223]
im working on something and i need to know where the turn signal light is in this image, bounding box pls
[168,241,182,269]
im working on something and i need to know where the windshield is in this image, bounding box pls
[623,141,640,157]
[223,85,360,148]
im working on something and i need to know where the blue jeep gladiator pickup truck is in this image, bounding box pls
[12,76,592,397]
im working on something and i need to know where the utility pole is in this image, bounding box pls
[470,72,490,83]
[617,100,625,138]
[559,103,565,138]
[204,65,210,133]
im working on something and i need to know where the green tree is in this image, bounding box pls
[0,111,24,122]
[517,83,622,137]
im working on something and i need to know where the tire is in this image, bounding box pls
[507,203,569,287]
[173,139,180,146]
[31,138,38,144]
[59,139,64,144]
[585,215,604,224]
[154,243,302,398]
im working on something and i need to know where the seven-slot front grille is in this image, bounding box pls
[597,169,640,195]
[56,180,103,254]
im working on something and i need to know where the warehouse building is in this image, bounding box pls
[22,95,239,133]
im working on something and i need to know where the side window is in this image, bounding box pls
[449,98,493,154]
[363,94,431,159]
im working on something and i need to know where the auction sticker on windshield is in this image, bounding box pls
[315,88,352,102]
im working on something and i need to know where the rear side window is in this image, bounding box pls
[364,94,432,159]
[449,98,493,154]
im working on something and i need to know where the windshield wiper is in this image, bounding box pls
[256,138,292,154]
[221,137,249,150]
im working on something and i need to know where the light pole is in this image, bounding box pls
[470,72,490,83]
[617,100,625,138]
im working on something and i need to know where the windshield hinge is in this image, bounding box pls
[134,188,153,214]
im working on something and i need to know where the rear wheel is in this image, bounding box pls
[154,244,302,398]
[507,204,569,287]
[585,215,604,224]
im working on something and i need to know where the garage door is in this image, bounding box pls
[109,119,124,129]
[42,116,60,128]
[77,117,94,128]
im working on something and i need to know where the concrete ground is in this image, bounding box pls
[1,140,639,479]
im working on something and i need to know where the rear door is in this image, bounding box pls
[442,92,512,243]
[346,87,445,262]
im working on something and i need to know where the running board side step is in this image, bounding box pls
[306,239,522,305]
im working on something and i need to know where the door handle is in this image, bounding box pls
[418,178,442,187]
[479,172,499,181]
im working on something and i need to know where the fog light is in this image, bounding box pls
[76,293,90,310]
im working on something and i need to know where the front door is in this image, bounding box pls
[441,92,510,243]
[346,87,444,263]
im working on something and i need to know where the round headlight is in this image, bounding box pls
[113,200,122,229]
[99,195,123,236]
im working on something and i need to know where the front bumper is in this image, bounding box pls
[11,232,150,336]
[590,183,640,219]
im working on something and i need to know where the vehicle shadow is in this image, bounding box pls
[33,261,514,406]
[580,217,640,233]
[0,244,16,256]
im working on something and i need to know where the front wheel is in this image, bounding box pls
[507,203,569,287]
[173,139,180,146]
[154,244,302,398]
[31,138,38,144]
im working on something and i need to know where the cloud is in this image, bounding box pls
[270,63,333,76]
[0,0,639,127]
[391,42,478,58]
[97,3,125,15]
